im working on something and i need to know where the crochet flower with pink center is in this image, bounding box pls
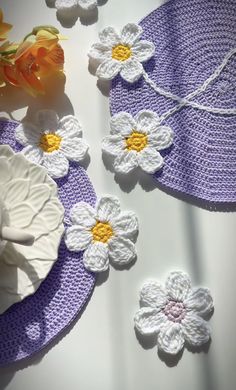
[134,271,214,355]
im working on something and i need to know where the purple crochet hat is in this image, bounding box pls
[110,0,236,208]
[0,120,96,366]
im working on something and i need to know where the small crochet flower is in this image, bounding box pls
[134,271,214,355]
[15,110,89,179]
[89,23,155,83]
[55,0,97,11]
[102,110,173,174]
[65,195,138,272]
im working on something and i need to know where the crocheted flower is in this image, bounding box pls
[102,110,173,174]
[134,271,214,355]
[65,195,138,272]
[89,23,155,83]
[15,110,89,179]
[55,0,97,11]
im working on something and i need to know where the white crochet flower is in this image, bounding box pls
[134,271,214,355]
[54,0,97,11]
[64,195,138,272]
[15,110,89,179]
[89,23,155,83]
[102,110,173,174]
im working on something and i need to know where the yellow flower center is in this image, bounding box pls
[39,133,62,153]
[126,131,148,152]
[91,221,114,243]
[112,44,132,61]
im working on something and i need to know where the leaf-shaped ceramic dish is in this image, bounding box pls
[0,145,64,314]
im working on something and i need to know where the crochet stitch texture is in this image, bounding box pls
[134,271,214,355]
[110,0,236,204]
[0,120,96,366]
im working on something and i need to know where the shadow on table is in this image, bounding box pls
[0,74,74,122]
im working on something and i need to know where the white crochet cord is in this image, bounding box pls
[142,48,236,122]
[134,271,214,356]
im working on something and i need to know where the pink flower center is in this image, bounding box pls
[163,300,186,323]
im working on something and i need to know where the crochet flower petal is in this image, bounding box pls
[111,211,138,239]
[57,115,82,138]
[99,27,120,47]
[132,41,155,62]
[148,127,174,150]
[70,202,96,227]
[15,122,40,146]
[110,112,136,136]
[89,43,111,62]
[83,242,109,272]
[96,59,121,80]
[134,307,167,335]
[120,23,143,46]
[138,147,164,174]
[157,322,185,355]
[166,271,191,301]
[140,281,167,309]
[182,313,211,347]
[184,288,214,317]
[78,0,97,10]
[65,226,92,251]
[102,135,124,156]
[120,59,143,83]
[60,137,88,162]
[108,236,136,265]
[55,0,78,10]
[135,110,160,133]
[114,150,139,173]
[21,145,43,165]
[37,110,59,132]
[42,151,69,179]
[96,195,121,221]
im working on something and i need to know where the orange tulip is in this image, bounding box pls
[0,9,12,41]
[3,29,64,96]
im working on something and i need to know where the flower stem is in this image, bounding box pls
[0,49,17,56]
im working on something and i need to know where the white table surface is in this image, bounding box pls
[0,0,236,389]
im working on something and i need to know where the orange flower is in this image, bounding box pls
[0,9,12,41]
[0,41,17,87]
[3,29,64,96]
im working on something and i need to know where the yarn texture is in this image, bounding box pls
[50,0,97,12]
[65,195,139,272]
[110,0,236,204]
[89,23,155,83]
[15,110,89,179]
[134,271,214,355]
[0,120,96,366]
[102,110,173,174]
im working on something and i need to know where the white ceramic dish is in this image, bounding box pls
[0,145,64,314]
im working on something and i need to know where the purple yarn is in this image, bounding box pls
[0,120,96,366]
[110,0,236,205]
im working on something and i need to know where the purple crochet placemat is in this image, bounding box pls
[110,0,236,205]
[0,120,96,366]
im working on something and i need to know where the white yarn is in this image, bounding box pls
[90,23,236,118]
[15,110,89,179]
[64,195,139,272]
[88,23,155,83]
[134,271,213,355]
[102,110,173,175]
[55,0,97,11]
[143,48,236,121]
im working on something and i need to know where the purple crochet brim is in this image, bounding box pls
[0,120,96,366]
[110,0,236,205]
